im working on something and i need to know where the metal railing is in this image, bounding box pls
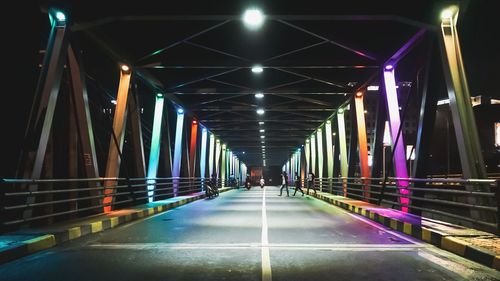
[1,177,229,232]
[307,177,498,234]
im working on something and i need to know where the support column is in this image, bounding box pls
[325,120,334,192]
[172,108,185,196]
[22,9,69,219]
[337,109,348,197]
[200,127,208,190]
[215,139,221,177]
[208,133,215,177]
[354,92,370,200]
[383,65,409,212]
[311,134,316,175]
[189,120,198,178]
[305,138,311,174]
[127,85,146,178]
[316,128,324,191]
[221,144,227,187]
[103,65,132,213]
[146,93,164,202]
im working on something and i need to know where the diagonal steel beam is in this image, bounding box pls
[184,40,251,62]
[136,20,232,62]
[277,20,378,61]
[263,41,329,62]
[169,68,241,89]
[268,93,332,107]
[274,67,346,88]
[266,78,311,90]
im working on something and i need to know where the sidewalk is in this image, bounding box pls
[307,189,499,270]
[0,187,234,264]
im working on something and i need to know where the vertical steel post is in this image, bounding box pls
[200,128,208,190]
[215,139,221,177]
[146,94,164,202]
[305,138,311,174]
[325,120,334,191]
[189,120,198,178]
[221,144,226,187]
[337,109,348,196]
[208,133,215,177]
[172,109,185,196]
[103,66,132,213]
[311,134,316,175]
[354,92,370,200]
[127,84,146,178]
[316,129,324,191]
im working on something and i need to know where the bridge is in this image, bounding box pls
[0,1,499,280]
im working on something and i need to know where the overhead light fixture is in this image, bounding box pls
[177,108,184,114]
[111,100,117,105]
[259,129,265,133]
[441,7,456,20]
[260,135,265,139]
[243,8,264,30]
[367,85,379,91]
[338,108,344,114]
[259,121,265,125]
[55,11,66,22]
[254,92,264,98]
[242,151,246,154]
[262,145,266,148]
[192,120,197,124]
[120,64,130,72]
[252,66,264,74]
[256,108,265,115]
[385,64,393,71]
[355,91,363,98]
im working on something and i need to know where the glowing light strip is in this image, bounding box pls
[208,134,215,177]
[221,144,226,187]
[305,139,311,173]
[146,94,164,202]
[103,69,131,213]
[383,68,409,212]
[325,121,334,179]
[215,139,221,176]
[189,121,198,178]
[172,109,185,196]
[200,128,208,190]
[354,94,370,199]
[316,129,324,189]
[311,135,316,175]
[337,110,348,197]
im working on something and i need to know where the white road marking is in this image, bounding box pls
[261,187,272,281]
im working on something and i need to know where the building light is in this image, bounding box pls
[256,108,265,115]
[252,66,264,74]
[243,8,265,30]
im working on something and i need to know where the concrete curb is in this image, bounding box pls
[0,187,234,264]
[310,191,499,270]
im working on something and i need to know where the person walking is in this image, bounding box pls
[260,177,265,188]
[278,171,289,196]
[306,171,317,196]
[293,172,305,196]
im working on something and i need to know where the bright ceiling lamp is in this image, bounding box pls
[243,8,265,30]
[254,92,264,98]
[259,121,265,125]
[252,65,264,74]
[259,129,265,133]
[256,108,265,115]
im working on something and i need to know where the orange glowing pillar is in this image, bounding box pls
[354,91,370,200]
[103,65,132,213]
[189,120,198,178]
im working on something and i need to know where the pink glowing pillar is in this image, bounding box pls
[383,65,409,212]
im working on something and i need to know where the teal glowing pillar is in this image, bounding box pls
[316,128,324,190]
[383,65,409,212]
[337,109,348,196]
[146,93,165,202]
[200,127,208,190]
[208,133,215,177]
[172,108,185,196]
[305,139,311,173]
[325,120,334,190]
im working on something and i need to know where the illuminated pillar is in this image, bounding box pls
[337,109,348,197]
[189,120,198,178]
[103,66,132,213]
[383,65,409,212]
[200,127,208,190]
[354,92,370,200]
[221,144,226,187]
[305,139,311,173]
[440,7,486,179]
[215,139,221,177]
[172,108,185,197]
[208,133,215,177]
[146,93,165,202]
[316,129,324,190]
[311,134,316,175]
[325,120,334,192]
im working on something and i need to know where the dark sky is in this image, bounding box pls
[1,0,497,177]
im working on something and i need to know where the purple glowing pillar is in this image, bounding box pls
[383,66,409,212]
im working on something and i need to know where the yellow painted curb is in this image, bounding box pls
[403,223,412,235]
[421,228,431,243]
[441,236,466,256]
[110,217,119,228]
[390,219,398,230]
[90,221,103,233]
[25,235,56,253]
[68,227,82,240]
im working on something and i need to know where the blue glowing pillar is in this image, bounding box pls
[200,127,208,191]
[215,139,221,177]
[172,108,185,196]
[146,94,165,202]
